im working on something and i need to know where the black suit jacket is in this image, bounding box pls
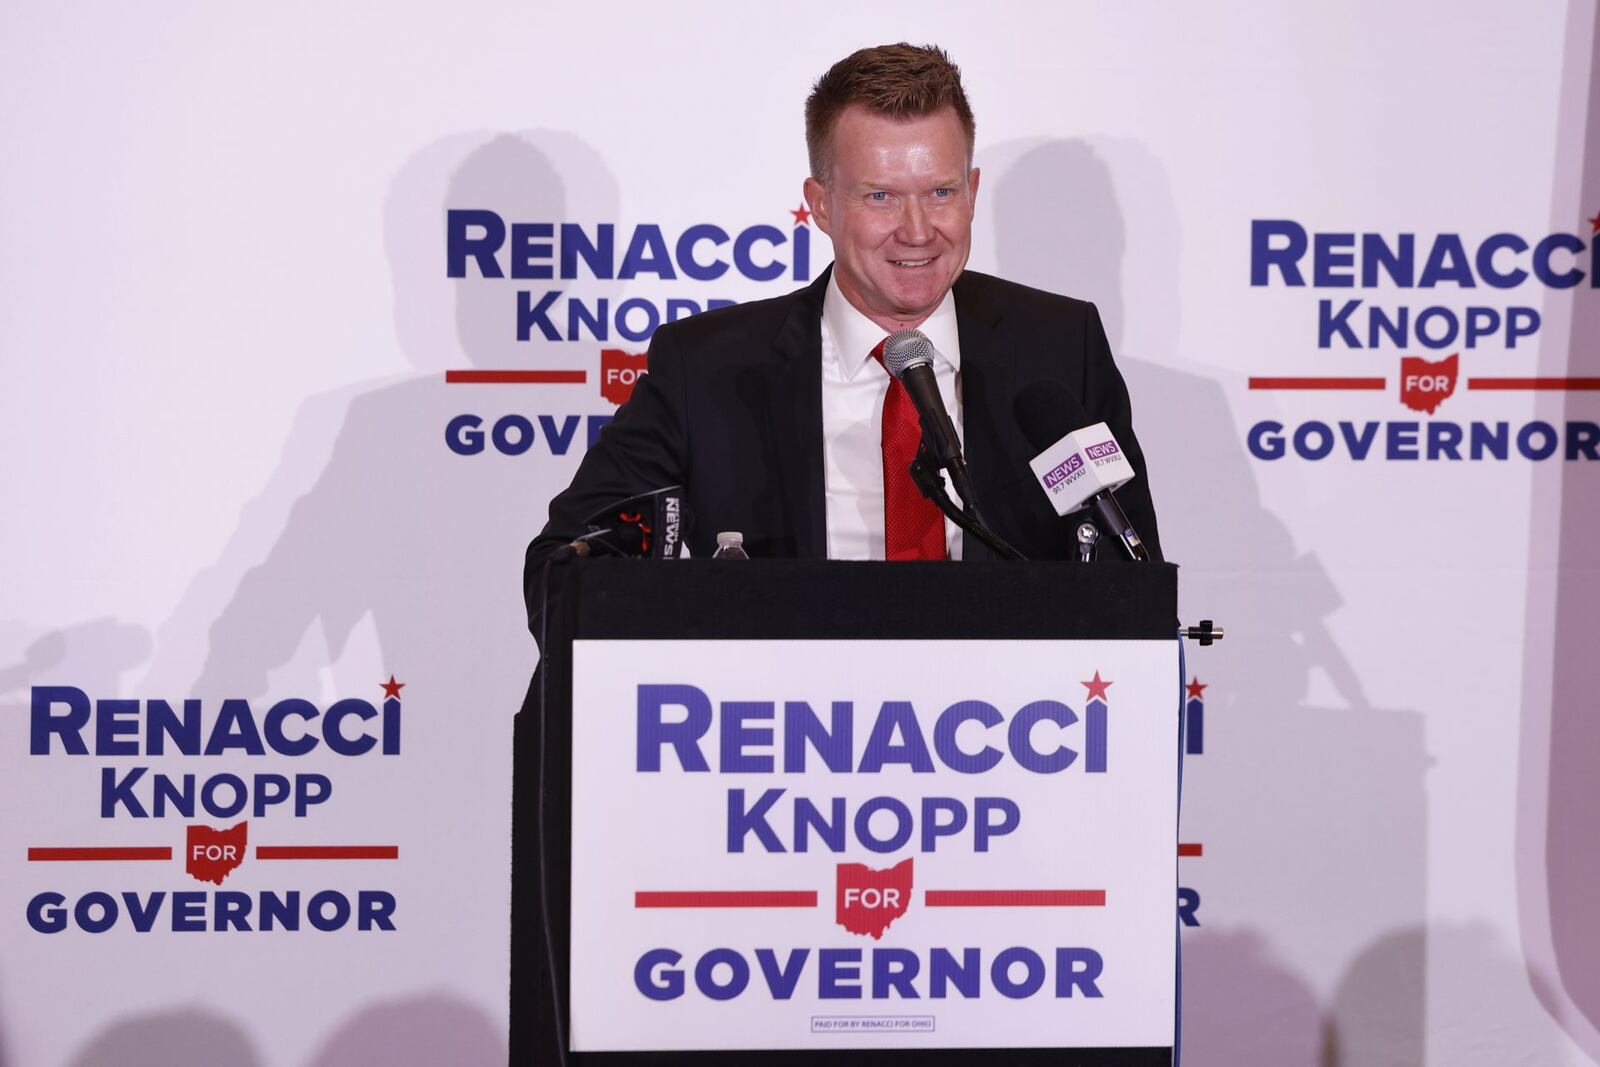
[524,267,1161,591]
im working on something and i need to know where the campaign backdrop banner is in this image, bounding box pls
[568,639,1179,1052]
[4,2,1599,1064]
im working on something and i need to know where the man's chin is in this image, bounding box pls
[881,277,955,319]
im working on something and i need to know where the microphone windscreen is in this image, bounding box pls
[1014,380,1091,453]
[883,329,937,379]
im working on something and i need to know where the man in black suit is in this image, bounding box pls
[525,42,1159,575]
[513,44,1164,1061]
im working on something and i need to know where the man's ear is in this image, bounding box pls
[803,176,832,237]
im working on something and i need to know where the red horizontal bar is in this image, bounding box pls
[924,889,1105,907]
[255,846,398,860]
[1248,377,1386,390]
[28,847,171,861]
[1467,377,1600,390]
[635,891,818,908]
[1179,843,1203,857]
[444,369,587,384]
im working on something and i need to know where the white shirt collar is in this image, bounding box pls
[822,270,962,382]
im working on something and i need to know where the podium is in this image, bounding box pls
[512,560,1182,1066]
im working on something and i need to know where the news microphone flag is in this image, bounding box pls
[1026,422,1137,516]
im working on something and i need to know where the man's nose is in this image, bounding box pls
[898,198,932,244]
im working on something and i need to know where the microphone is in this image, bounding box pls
[1014,381,1150,561]
[883,329,979,515]
[550,486,686,562]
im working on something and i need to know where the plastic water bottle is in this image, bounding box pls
[712,531,750,559]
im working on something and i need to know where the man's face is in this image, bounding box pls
[804,105,979,333]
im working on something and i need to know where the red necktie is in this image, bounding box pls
[871,339,948,560]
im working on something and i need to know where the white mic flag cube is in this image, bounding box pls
[1026,422,1137,516]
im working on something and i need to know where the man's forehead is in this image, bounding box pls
[830,109,972,174]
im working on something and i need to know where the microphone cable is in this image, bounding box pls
[535,557,571,1067]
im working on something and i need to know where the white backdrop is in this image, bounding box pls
[2,2,1597,1064]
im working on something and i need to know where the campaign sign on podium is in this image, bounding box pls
[568,638,1179,1053]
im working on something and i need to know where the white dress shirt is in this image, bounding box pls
[820,272,964,560]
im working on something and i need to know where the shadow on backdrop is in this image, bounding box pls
[141,129,619,703]
[0,618,153,1067]
[1327,923,1569,1066]
[0,618,151,703]
[1518,1,1600,1061]
[66,1007,261,1067]
[131,130,622,1063]
[1180,929,1323,1065]
[307,993,504,1067]
[981,137,1428,1063]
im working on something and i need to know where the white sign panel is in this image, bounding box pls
[1027,423,1138,516]
[569,639,1179,1052]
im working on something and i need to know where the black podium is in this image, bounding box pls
[512,560,1181,1066]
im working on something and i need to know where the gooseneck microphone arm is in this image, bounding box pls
[908,446,1027,561]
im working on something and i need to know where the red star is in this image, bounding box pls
[1589,210,1600,234]
[790,203,812,226]
[1081,671,1113,702]
[380,675,405,700]
[1186,677,1208,701]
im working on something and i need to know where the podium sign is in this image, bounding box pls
[569,637,1179,1053]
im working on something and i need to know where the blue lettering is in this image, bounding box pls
[1312,232,1355,287]
[872,948,921,998]
[1340,420,1379,460]
[1387,422,1420,460]
[510,222,553,279]
[1477,233,1529,288]
[1055,948,1105,997]
[854,796,914,853]
[694,948,750,1000]
[676,224,729,281]
[929,947,980,998]
[783,701,853,772]
[819,948,862,999]
[756,948,809,999]
[1248,421,1286,460]
[636,948,684,1001]
[1250,220,1306,286]
[932,700,1003,773]
[517,289,562,341]
[1319,299,1361,347]
[1419,234,1475,287]
[733,225,785,281]
[974,797,1021,851]
[1533,233,1584,288]
[1007,700,1077,773]
[560,223,613,279]
[446,414,485,455]
[727,788,786,853]
[264,699,317,757]
[721,701,775,773]
[991,947,1045,999]
[858,702,935,773]
[446,209,504,278]
[27,892,67,933]
[31,686,90,755]
[619,224,676,280]
[637,684,712,772]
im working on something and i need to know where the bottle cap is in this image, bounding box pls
[716,531,744,546]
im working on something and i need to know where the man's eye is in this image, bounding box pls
[934,188,952,197]
[868,191,889,202]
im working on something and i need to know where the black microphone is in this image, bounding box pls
[883,329,980,515]
[1014,381,1150,561]
[550,486,686,562]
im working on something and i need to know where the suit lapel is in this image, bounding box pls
[953,272,1010,562]
[770,269,831,559]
